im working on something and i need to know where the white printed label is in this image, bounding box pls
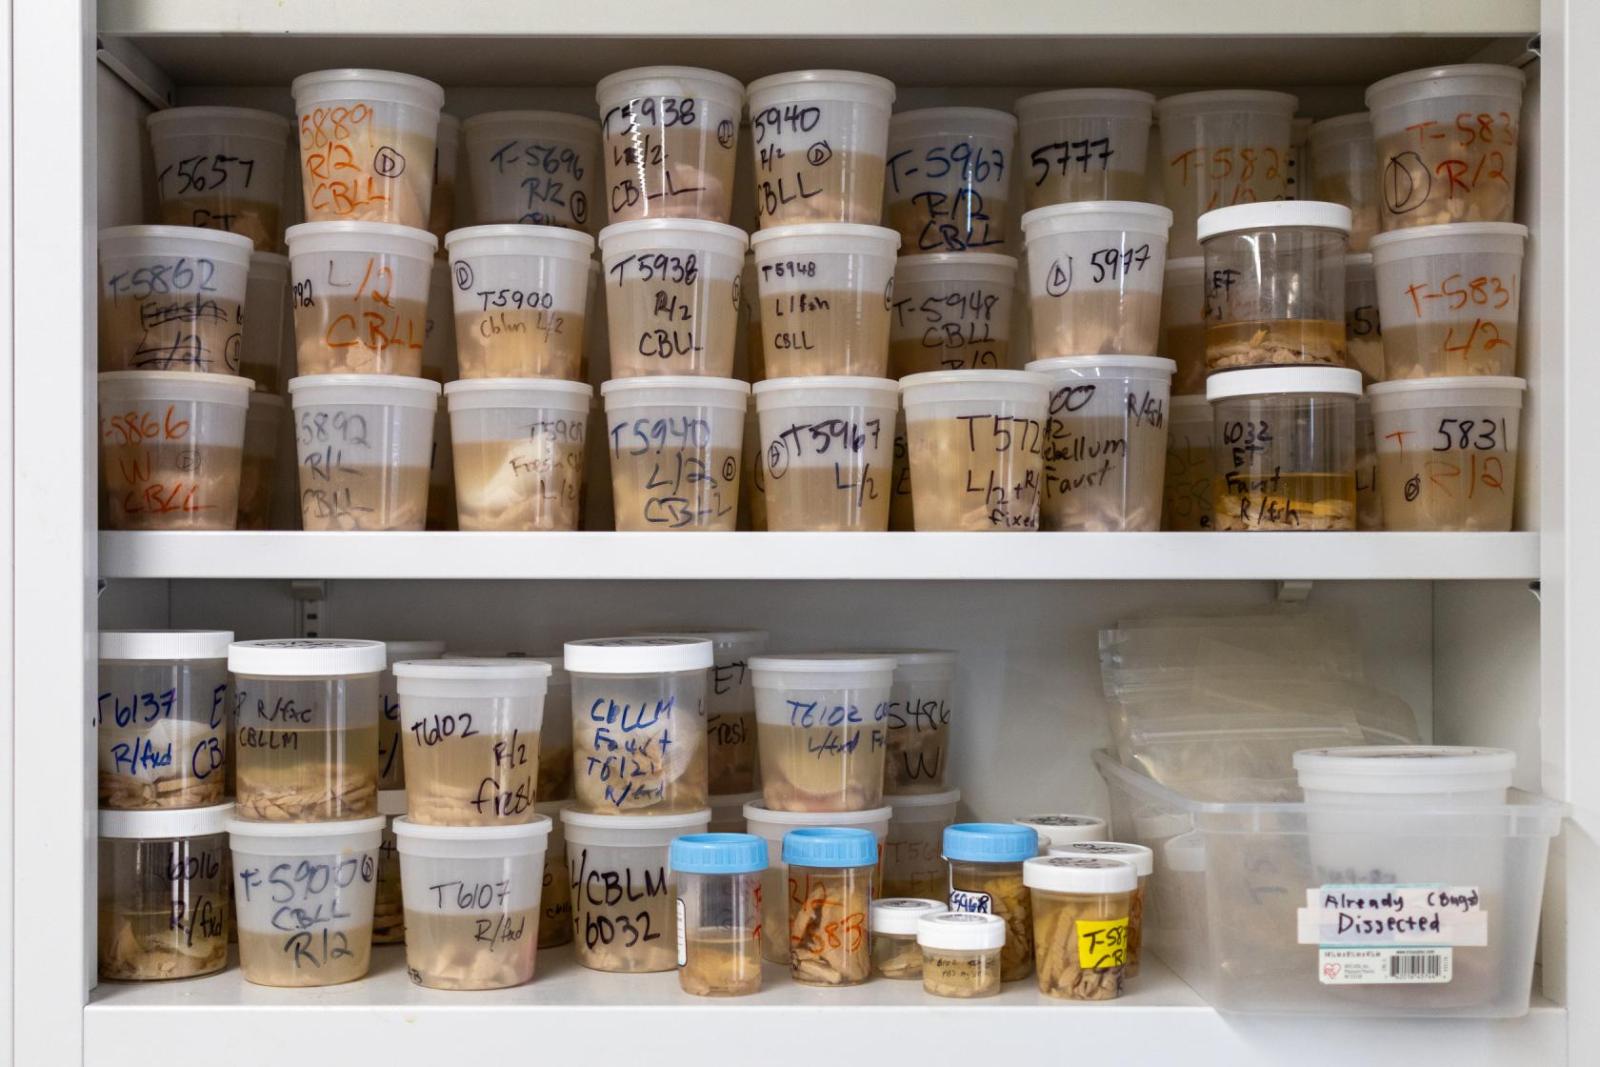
[1296,885,1487,947]
[949,889,993,914]
[675,898,687,967]
[1319,947,1453,985]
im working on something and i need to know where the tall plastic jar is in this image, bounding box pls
[1014,89,1155,208]
[1052,840,1154,977]
[944,822,1041,982]
[748,223,900,378]
[596,67,745,224]
[1015,813,1107,849]
[98,804,232,980]
[564,637,712,814]
[670,832,768,996]
[885,789,961,899]
[749,653,897,812]
[784,827,877,986]
[1162,395,1215,530]
[1023,854,1136,1001]
[460,110,601,231]
[641,629,768,795]
[746,70,895,228]
[97,225,253,373]
[147,107,292,251]
[600,376,748,531]
[884,107,1016,253]
[377,639,446,790]
[872,650,957,794]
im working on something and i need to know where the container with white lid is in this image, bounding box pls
[564,637,712,814]
[444,378,592,532]
[228,638,385,822]
[885,788,961,898]
[374,789,408,944]
[147,107,293,251]
[640,630,768,796]
[918,911,1007,998]
[1295,745,1515,804]
[1308,113,1379,252]
[748,223,900,378]
[1015,813,1108,849]
[861,650,957,795]
[752,376,898,531]
[596,66,744,224]
[97,803,233,981]
[870,897,947,978]
[444,224,595,380]
[1023,853,1137,1000]
[885,108,1016,253]
[97,631,232,811]
[1014,89,1156,208]
[1052,840,1154,977]
[749,654,897,813]
[1159,255,1207,396]
[461,110,601,231]
[97,225,254,374]
[1162,395,1215,530]
[377,639,446,790]
[888,252,1016,377]
[601,375,749,531]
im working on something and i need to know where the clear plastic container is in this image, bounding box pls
[1356,396,1383,531]
[598,219,747,378]
[393,658,552,826]
[1052,840,1154,977]
[147,107,293,251]
[669,832,767,996]
[596,66,744,224]
[564,637,712,814]
[228,638,385,822]
[751,376,898,530]
[288,373,439,530]
[428,113,459,247]
[374,789,407,944]
[1023,853,1135,1000]
[867,650,956,794]
[1014,89,1155,208]
[1015,814,1108,849]
[600,376,749,531]
[1369,222,1526,379]
[784,827,877,985]
[1021,201,1173,358]
[1028,354,1176,531]
[533,657,575,801]
[1367,376,1524,531]
[889,253,1017,376]
[561,807,710,972]
[96,630,232,809]
[98,804,232,980]
[1198,201,1352,372]
[98,225,253,373]
[884,108,1016,253]
[285,221,437,376]
[889,409,914,530]
[740,407,766,530]
[227,814,385,986]
[1207,366,1361,531]
[444,224,595,379]
[746,70,895,228]
[944,822,1041,982]
[378,640,445,789]
[870,897,946,977]
[748,223,900,377]
[1159,256,1207,396]
[750,653,897,812]
[1161,395,1215,530]
[423,260,458,531]
[640,629,768,795]
[291,68,445,228]
[1366,65,1524,231]
[918,911,1005,998]
[709,790,762,834]
[98,371,252,530]
[1345,252,1385,385]
[885,789,960,898]
[1287,116,1313,201]
[535,799,573,947]
[444,378,592,531]
[462,110,601,230]
[1155,91,1298,258]
[899,369,1051,530]
[393,815,551,989]
[1309,113,1379,252]
[241,252,290,390]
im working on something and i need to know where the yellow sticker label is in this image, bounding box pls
[1076,918,1129,969]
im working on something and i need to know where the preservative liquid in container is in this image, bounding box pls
[752,376,899,530]
[888,253,1017,376]
[285,221,437,376]
[445,379,592,531]
[378,640,446,789]
[918,911,1006,998]
[1052,840,1154,977]
[871,897,946,978]
[670,833,768,996]
[784,827,878,986]
[98,225,254,373]
[1023,854,1135,1000]
[444,224,595,379]
[596,67,744,224]
[747,70,895,227]
[1161,395,1214,530]
[749,223,900,377]
[600,376,749,531]
[1015,814,1108,849]
[944,822,1041,981]
[749,653,897,812]
[147,107,293,251]
[884,108,1016,253]
[870,650,957,794]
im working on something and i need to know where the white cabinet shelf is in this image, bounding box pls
[97,530,1540,581]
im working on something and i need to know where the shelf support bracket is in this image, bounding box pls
[1276,579,1313,603]
[290,580,329,638]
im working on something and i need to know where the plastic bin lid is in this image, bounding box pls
[1015,813,1107,845]
[1053,840,1154,876]
[99,629,233,661]
[1365,64,1525,112]
[1197,201,1352,242]
[782,826,878,867]
[1293,745,1516,795]
[871,897,947,935]
[1206,366,1363,402]
[917,911,1006,951]
[378,790,408,817]
[1023,854,1138,894]
[943,822,1039,863]
[669,832,768,874]
[228,638,387,677]
[563,636,714,674]
[99,802,233,840]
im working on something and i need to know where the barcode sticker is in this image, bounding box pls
[1319,947,1453,985]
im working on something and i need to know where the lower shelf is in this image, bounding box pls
[86,946,1564,1066]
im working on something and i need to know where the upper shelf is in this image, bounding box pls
[98,531,1540,581]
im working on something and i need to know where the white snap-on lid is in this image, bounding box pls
[1197,201,1352,243]
[290,68,445,112]
[1293,745,1516,796]
[1020,201,1174,242]
[1365,64,1525,113]
[888,789,962,818]
[1014,814,1107,847]
[98,371,254,407]
[890,107,1016,136]
[383,640,446,664]
[899,369,1051,407]
[99,630,233,662]
[1154,90,1298,118]
[746,69,895,107]
[560,807,713,833]
[393,814,552,856]
[99,802,234,840]
[917,911,1006,951]
[226,814,387,845]
[1052,840,1154,877]
[284,220,439,258]
[378,789,408,817]
[392,657,553,682]
[1023,854,1138,894]
[146,106,293,136]
[872,897,948,935]
[595,67,745,111]
[748,653,900,674]
[748,222,901,258]
[1309,112,1372,146]
[99,224,255,257]
[564,636,714,674]
[462,110,601,138]
[1206,366,1362,402]
[1366,376,1526,412]
[1367,221,1528,262]
[444,377,593,414]
[893,252,1018,282]
[289,374,442,411]
[1027,355,1177,380]
[600,376,750,410]
[228,638,387,677]
[445,223,596,262]
[598,217,749,258]
[752,376,900,411]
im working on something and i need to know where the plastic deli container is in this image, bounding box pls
[1155,91,1298,257]
[670,832,768,996]
[564,637,713,814]
[1014,90,1156,209]
[918,911,1006,998]
[884,108,1016,253]
[599,219,747,378]
[228,815,385,986]
[1015,814,1108,849]
[1199,201,1352,372]
[596,66,744,224]
[747,70,896,228]
[98,804,233,980]
[462,111,602,231]
[1021,202,1173,358]
[784,827,878,986]
[228,638,385,821]
[241,253,290,391]
[1345,253,1385,385]
[641,629,769,796]
[1023,854,1136,1001]
[98,226,253,374]
[745,801,891,964]
[288,373,438,530]
[709,790,762,834]
[1159,256,1207,396]
[422,257,458,382]
[890,410,914,530]
[1162,396,1215,530]
[444,224,595,379]
[1356,397,1383,530]
[377,640,446,789]
[1367,64,1525,231]
[147,107,293,251]
[1309,113,1379,252]
[751,376,898,531]
[561,807,711,972]
[944,822,1041,982]
[899,370,1051,531]
[535,799,573,946]
[600,376,749,531]
[429,113,460,245]
[871,897,946,978]
[1207,366,1361,531]
[444,378,592,531]
[1369,222,1526,379]
[1367,376,1524,531]
[749,223,900,377]
[285,221,437,376]
[98,371,252,531]
[889,253,1017,377]
[750,654,897,812]
[97,630,232,810]
[865,650,956,794]
[1052,841,1153,977]
[393,658,552,826]
[393,815,552,989]
[291,68,446,228]
[885,789,961,899]
[374,789,407,944]
[1028,355,1176,531]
